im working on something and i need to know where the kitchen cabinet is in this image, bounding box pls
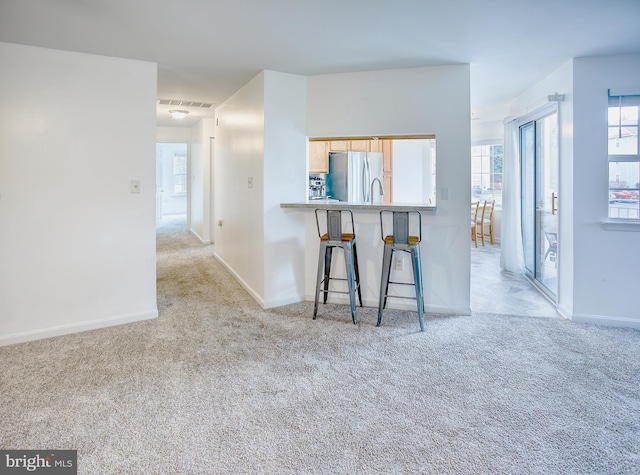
[309,141,329,174]
[330,140,349,152]
[309,138,391,179]
[383,175,393,204]
[349,140,369,152]
[348,139,382,152]
[381,139,393,172]
[381,139,393,203]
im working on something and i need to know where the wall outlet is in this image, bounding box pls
[248,176,253,188]
[395,256,404,270]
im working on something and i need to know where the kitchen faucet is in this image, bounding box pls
[370,178,384,204]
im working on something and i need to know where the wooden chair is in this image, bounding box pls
[471,201,480,247]
[475,200,495,246]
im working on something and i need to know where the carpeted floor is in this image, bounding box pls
[1,216,639,474]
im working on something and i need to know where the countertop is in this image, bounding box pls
[280,200,437,213]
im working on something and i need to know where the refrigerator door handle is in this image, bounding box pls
[364,157,371,202]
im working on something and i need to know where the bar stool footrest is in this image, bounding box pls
[382,294,420,301]
[314,209,363,325]
[377,210,425,332]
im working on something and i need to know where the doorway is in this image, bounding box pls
[520,107,559,300]
[156,142,188,226]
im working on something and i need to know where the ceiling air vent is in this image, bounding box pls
[158,99,214,108]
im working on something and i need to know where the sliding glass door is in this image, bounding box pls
[520,110,559,300]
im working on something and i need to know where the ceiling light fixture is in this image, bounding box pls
[169,110,189,119]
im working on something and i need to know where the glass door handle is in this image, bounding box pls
[552,192,558,215]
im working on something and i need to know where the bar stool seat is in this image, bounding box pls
[320,233,355,242]
[384,235,420,245]
[314,209,362,324]
[378,211,425,331]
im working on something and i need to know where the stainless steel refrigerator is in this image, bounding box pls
[327,151,384,203]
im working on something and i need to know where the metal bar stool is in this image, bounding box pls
[313,209,362,324]
[377,210,425,331]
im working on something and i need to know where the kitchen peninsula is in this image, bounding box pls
[281,201,436,212]
[280,200,439,319]
[284,133,442,319]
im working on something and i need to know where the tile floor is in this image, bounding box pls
[471,242,559,318]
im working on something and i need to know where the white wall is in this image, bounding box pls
[190,118,215,243]
[263,71,308,307]
[571,54,640,328]
[157,126,192,143]
[0,43,158,346]
[392,139,436,204]
[214,72,267,301]
[510,60,574,319]
[214,71,307,308]
[393,140,424,203]
[471,120,504,144]
[509,54,640,329]
[306,65,472,314]
[216,65,471,315]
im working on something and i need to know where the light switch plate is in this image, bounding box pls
[131,180,140,193]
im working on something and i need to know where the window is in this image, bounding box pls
[173,155,187,194]
[471,144,503,209]
[608,94,639,220]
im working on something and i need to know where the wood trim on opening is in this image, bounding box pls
[309,134,436,142]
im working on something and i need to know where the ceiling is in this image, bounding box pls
[2,0,639,127]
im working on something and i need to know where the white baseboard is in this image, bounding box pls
[213,252,265,307]
[303,293,470,316]
[571,313,640,330]
[0,309,158,347]
[211,255,310,310]
[190,228,211,244]
[263,295,305,309]
[557,303,572,320]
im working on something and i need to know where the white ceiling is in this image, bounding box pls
[2,0,639,126]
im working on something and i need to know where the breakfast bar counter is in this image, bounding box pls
[280,201,437,213]
[279,200,452,321]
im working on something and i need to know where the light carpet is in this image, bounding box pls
[1,217,639,474]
